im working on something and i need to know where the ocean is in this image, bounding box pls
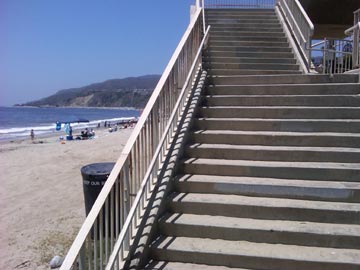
[0,106,140,141]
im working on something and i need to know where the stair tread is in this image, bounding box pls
[170,193,360,213]
[209,69,302,74]
[205,56,295,60]
[205,95,359,98]
[188,143,360,153]
[152,236,360,264]
[145,261,248,270]
[161,213,360,237]
[184,157,360,169]
[176,174,360,190]
[197,117,360,122]
[209,74,358,81]
[209,45,290,48]
[193,130,360,137]
[201,106,360,109]
[208,82,360,87]
[205,63,299,67]
[196,118,360,124]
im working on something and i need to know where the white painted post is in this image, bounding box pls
[190,5,197,23]
[353,27,359,67]
[196,0,200,8]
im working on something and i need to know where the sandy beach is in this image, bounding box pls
[0,128,133,269]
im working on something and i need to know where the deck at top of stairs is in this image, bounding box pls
[133,8,360,270]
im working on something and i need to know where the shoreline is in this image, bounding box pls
[0,124,132,144]
[0,126,133,269]
[10,105,141,110]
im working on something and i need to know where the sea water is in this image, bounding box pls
[0,106,140,141]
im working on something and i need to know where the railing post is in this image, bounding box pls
[78,244,86,270]
[196,0,200,8]
[322,38,326,74]
[201,0,206,34]
[353,27,359,67]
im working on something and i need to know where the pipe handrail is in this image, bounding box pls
[279,0,307,44]
[345,22,360,36]
[106,25,211,269]
[311,40,325,48]
[276,0,314,71]
[293,0,314,36]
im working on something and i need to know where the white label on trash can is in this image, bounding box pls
[83,180,106,186]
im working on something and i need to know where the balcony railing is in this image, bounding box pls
[310,8,360,75]
[310,38,354,74]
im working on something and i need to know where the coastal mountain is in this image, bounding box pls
[20,75,161,108]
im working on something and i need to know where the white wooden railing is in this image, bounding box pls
[310,8,360,75]
[60,7,205,270]
[277,0,314,70]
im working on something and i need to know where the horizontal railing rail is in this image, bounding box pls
[277,0,314,71]
[106,25,211,269]
[60,7,204,270]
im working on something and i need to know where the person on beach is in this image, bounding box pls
[30,129,35,142]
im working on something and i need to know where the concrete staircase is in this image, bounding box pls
[140,9,360,270]
[203,8,302,75]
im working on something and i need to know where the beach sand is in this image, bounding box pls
[0,128,133,269]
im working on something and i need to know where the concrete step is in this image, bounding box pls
[152,236,360,270]
[169,192,360,223]
[208,40,290,47]
[174,174,360,203]
[203,95,360,107]
[206,14,277,19]
[205,50,294,58]
[207,19,280,24]
[186,143,360,163]
[210,26,283,32]
[208,74,360,85]
[159,213,360,248]
[210,30,285,37]
[211,27,283,33]
[191,130,360,148]
[211,23,281,29]
[182,158,360,182]
[208,69,302,75]
[206,83,360,95]
[145,261,250,270]
[204,62,299,70]
[205,9,276,15]
[211,34,287,41]
[208,45,292,53]
[204,56,296,64]
[193,118,360,133]
[199,106,360,119]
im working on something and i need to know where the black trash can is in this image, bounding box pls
[81,162,115,239]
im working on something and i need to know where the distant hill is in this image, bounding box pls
[19,75,161,108]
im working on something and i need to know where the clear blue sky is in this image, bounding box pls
[0,0,195,106]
